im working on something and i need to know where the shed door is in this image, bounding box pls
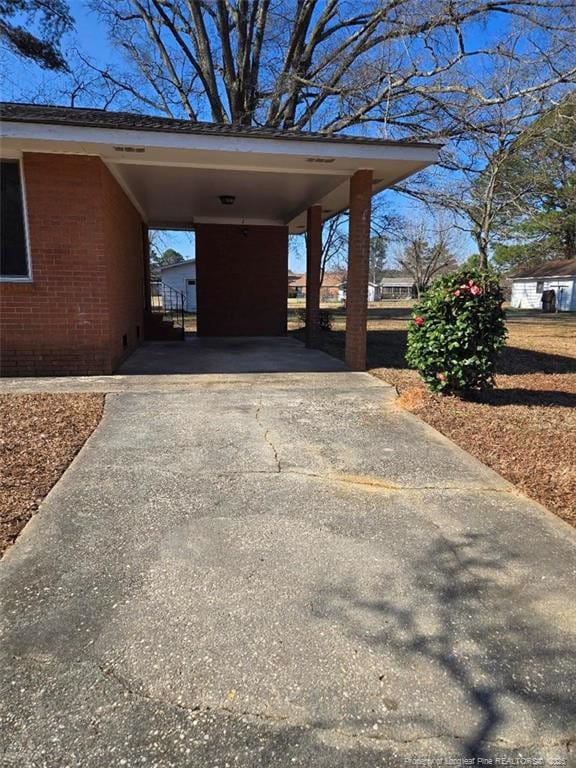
[548,281,571,311]
[556,283,571,312]
[186,279,197,312]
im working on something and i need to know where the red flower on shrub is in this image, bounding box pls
[470,285,482,296]
[414,316,425,327]
[454,289,461,297]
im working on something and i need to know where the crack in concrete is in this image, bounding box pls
[95,661,573,753]
[255,400,281,472]
[209,466,513,495]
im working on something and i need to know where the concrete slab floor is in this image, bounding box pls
[0,336,353,393]
[118,336,349,375]
[1,359,576,766]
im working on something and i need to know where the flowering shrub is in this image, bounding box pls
[406,268,507,395]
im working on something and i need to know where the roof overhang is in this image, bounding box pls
[513,274,575,280]
[0,117,440,233]
[160,259,195,271]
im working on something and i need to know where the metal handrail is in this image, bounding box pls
[150,281,185,337]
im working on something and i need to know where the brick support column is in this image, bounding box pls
[305,205,322,348]
[345,169,373,370]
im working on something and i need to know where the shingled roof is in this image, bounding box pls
[0,102,441,149]
[290,271,345,288]
[513,259,576,279]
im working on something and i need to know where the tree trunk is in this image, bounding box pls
[475,230,489,270]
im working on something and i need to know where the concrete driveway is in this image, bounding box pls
[1,341,575,766]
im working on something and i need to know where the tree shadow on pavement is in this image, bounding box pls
[313,531,576,760]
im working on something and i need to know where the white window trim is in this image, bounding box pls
[0,154,33,282]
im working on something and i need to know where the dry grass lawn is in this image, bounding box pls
[293,309,576,527]
[0,394,104,556]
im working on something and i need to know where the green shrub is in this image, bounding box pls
[406,268,507,395]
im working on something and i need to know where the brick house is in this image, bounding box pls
[0,103,439,374]
[287,269,302,298]
[289,271,344,301]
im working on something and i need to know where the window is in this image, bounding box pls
[1,160,30,279]
[536,280,544,293]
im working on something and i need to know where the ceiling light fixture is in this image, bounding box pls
[219,195,236,205]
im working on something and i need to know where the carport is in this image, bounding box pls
[0,104,440,374]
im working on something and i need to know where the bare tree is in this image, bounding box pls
[17,1,571,273]
[396,219,458,297]
[76,0,576,142]
[293,198,399,287]
[320,214,347,284]
[408,118,537,269]
[394,34,576,268]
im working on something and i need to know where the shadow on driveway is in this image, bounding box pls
[314,530,576,760]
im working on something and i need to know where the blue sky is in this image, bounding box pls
[1,1,481,270]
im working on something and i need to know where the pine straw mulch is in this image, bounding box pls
[0,394,104,557]
[382,369,576,527]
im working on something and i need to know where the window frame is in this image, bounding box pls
[535,280,545,293]
[0,155,33,283]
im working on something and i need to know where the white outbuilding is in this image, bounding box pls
[160,259,197,311]
[510,259,576,312]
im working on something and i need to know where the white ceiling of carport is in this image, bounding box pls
[114,163,350,229]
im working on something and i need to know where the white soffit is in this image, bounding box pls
[0,121,440,231]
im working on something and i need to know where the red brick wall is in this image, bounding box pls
[0,153,145,376]
[101,165,146,370]
[345,169,372,371]
[196,223,288,336]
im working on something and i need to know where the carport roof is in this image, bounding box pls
[0,102,441,149]
[0,101,441,232]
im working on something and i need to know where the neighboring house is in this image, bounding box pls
[332,275,416,302]
[378,276,416,299]
[510,259,576,311]
[0,102,439,376]
[288,274,306,299]
[290,272,348,301]
[322,272,346,301]
[288,270,302,298]
[338,278,380,302]
[299,274,417,301]
[160,259,197,311]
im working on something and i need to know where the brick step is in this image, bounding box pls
[144,311,184,341]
